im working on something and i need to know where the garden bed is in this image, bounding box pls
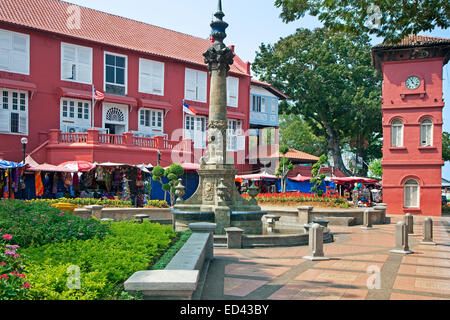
[0,200,178,300]
[243,192,351,209]
[26,198,169,209]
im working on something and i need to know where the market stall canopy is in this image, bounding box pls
[236,171,279,181]
[331,176,379,184]
[163,163,200,171]
[0,160,26,169]
[288,174,312,182]
[27,163,77,173]
[442,178,450,188]
[59,161,94,172]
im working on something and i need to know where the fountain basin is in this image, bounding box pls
[170,209,266,234]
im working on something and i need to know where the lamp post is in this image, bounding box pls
[21,137,28,164]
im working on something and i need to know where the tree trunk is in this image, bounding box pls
[325,124,352,176]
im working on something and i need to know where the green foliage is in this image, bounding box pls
[275,155,295,193]
[27,198,133,208]
[274,0,449,43]
[0,200,109,248]
[443,132,450,162]
[253,28,382,176]
[279,144,290,155]
[279,113,328,156]
[152,231,192,270]
[368,158,383,179]
[152,164,185,205]
[143,200,169,208]
[22,221,177,300]
[311,155,328,195]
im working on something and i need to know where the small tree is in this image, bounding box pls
[368,158,383,179]
[310,154,328,196]
[152,164,184,205]
[275,145,294,193]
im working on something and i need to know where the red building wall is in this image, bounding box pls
[0,24,252,172]
[381,58,445,216]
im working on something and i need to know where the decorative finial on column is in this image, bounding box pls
[204,0,234,75]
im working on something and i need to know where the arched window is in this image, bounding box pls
[105,107,125,123]
[420,119,433,147]
[391,120,404,147]
[404,179,419,208]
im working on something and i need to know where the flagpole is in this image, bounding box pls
[91,84,95,129]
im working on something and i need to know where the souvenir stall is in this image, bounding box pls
[285,174,336,194]
[0,160,27,200]
[331,176,380,206]
[235,171,280,194]
[77,162,152,207]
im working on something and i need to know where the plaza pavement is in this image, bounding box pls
[201,214,450,300]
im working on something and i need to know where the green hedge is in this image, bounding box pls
[0,200,108,248]
[151,230,192,270]
[22,221,177,300]
[443,205,450,214]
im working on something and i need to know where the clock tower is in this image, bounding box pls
[372,35,450,216]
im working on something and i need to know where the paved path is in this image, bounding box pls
[201,215,450,300]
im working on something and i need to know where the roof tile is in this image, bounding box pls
[0,0,248,75]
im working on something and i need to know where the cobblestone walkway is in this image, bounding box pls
[201,215,450,300]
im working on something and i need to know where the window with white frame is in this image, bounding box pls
[139,108,164,136]
[61,42,93,84]
[420,119,433,147]
[184,115,207,149]
[0,88,28,134]
[227,119,245,152]
[227,77,239,107]
[0,28,30,75]
[105,53,127,95]
[404,179,419,208]
[391,119,404,147]
[139,58,164,96]
[60,98,91,132]
[185,68,207,103]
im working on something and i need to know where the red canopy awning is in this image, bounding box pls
[331,176,379,184]
[138,98,172,111]
[104,94,138,106]
[0,78,37,92]
[57,87,92,100]
[236,171,279,180]
[288,174,312,182]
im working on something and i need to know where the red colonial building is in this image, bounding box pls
[0,0,281,174]
[372,35,450,216]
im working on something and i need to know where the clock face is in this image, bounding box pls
[405,76,421,90]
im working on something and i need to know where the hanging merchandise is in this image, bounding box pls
[136,170,144,187]
[112,168,122,188]
[105,169,112,192]
[73,173,80,191]
[35,172,44,197]
[52,173,58,195]
[122,173,130,201]
[96,166,106,182]
[12,168,18,193]
[3,170,9,199]
[63,172,73,189]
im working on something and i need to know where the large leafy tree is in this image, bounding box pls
[274,0,449,43]
[443,132,450,162]
[279,113,328,156]
[253,28,382,176]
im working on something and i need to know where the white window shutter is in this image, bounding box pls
[197,71,207,102]
[62,45,76,80]
[0,109,9,132]
[139,59,152,93]
[152,61,164,95]
[185,69,197,101]
[0,49,9,69]
[11,52,27,74]
[237,135,245,151]
[227,77,238,107]
[19,113,27,134]
[77,64,91,84]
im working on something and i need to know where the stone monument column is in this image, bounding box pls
[203,0,234,165]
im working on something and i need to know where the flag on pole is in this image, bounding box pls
[94,88,104,101]
[183,101,198,115]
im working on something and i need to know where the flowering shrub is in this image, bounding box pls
[0,230,30,300]
[243,192,350,207]
[27,198,133,208]
[144,200,169,208]
[0,200,109,248]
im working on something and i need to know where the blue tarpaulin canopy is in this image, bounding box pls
[0,160,25,169]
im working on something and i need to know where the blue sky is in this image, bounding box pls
[66,0,449,177]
